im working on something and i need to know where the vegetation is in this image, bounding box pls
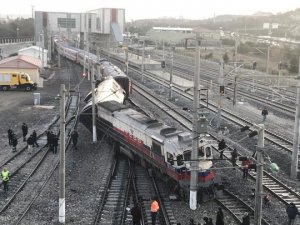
[0,18,34,38]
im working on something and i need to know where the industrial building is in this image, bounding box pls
[34,8,125,60]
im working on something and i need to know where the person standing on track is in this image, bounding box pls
[71,130,79,149]
[27,135,34,154]
[261,108,268,122]
[150,196,159,225]
[131,203,142,225]
[53,134,59,154]
[286,202,300,225]
[242,158,251,180]
[7,128,13,146]
[11,134,18,152]
[218,139,226,159]
[32,130,39,147]
[1,168,10,196]
[216,207,224,225]
[22,122,28,142]
[231,148,238,169]
[241,212,250,225]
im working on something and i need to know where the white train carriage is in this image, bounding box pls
[92,100,218,189]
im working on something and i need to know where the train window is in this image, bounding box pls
[205,147,212,157]
[177,154,184,166]
[183,150,191,161]
[152,141,162,155]
[198,147,205,157]
[167,152,174,165]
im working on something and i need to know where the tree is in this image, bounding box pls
[223,52,229,64]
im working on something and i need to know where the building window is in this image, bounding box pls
[57,18,76,28]
[96,17,101,30]
[89,18,91,29]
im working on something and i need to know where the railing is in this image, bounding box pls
[0,37,34,45]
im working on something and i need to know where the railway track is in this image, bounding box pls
[216,189,270,225]
[131,80,300,220]
[133,164,176,225]
[0,94,80,224]
[93,157,131,225]
[130,67,300,164]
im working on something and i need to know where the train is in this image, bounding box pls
[79,77,220,198]
[54,40,131,99]
[55,39,220,197]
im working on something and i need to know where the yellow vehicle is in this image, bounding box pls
[0,72,37,91]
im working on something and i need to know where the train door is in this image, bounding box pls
[151,138,162,159]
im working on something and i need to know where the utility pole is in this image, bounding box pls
[91,64,97,143]
[163,39,165,59]
[125,44,129,76]
[87,34,90,81]
[32,5,35,44]
[291,57,300,179]
[254,124,265,225]
[41,30,44,68]
[59,84,66,224]
[190,34,200,210]
[217,60,224,129]
[169,46,174,100]
[96,47,101,78]
[58,49,61,68]
[266,24,272,74]
[141,39,145,83]
[233,76,238,106]
[234,32,238,72]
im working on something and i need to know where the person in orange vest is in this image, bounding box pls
[150,196,159,225]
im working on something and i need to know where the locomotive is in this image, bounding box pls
[54,40,131,99]
[80,77,219,195]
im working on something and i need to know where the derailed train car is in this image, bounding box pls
[54,40,131,99]
[80,78,220,196]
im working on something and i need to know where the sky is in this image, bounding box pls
[1,0,300,21]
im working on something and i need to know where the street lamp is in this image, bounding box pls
[16,27,19,41]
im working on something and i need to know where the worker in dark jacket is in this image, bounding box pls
[131,203,142,225]
[286,202,299,225]
[22,122,28,141]
[218,139,226,159]
[261,108,268,122]
[46,130,51,147]
[52,134,59,154]
[7,128,13,146]
[11,134,18,152]
[216,207,224,225]
[71,130,79,149]
[27,135,34,154]
[32,130,39,147]
[241,213,250,225]
[231,148,238,168]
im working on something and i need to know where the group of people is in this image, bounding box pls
[8,123,38,153]
[130,196,159,225]
[46,130,59,154]
[7,128,18,152]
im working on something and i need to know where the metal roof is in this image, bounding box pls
[0,55,42,69]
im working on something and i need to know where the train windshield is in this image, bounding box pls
[198,147,205,157]
[205,146,212,158]
[183,150,191,161]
